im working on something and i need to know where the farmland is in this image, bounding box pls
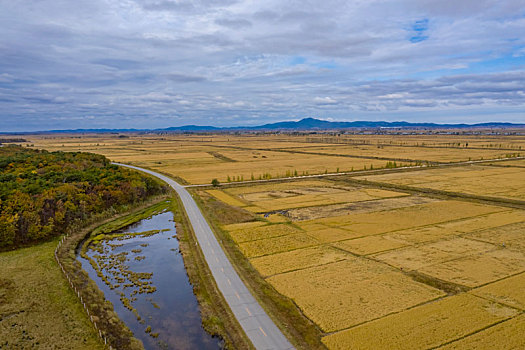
[27,132,525,349]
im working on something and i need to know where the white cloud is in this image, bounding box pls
[0,0,524,131]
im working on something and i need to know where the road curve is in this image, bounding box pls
[114,163,295,350]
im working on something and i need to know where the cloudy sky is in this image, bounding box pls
[1,0,524,131]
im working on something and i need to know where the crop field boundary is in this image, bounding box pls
[342,177,525,210]
[189,189,328,349]
[185,155,525,190]
[430,314,523,349]
[163,136,524,152]
[192,143,441,165]
[302,137,524,152]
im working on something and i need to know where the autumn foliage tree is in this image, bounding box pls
[0,146,166,249]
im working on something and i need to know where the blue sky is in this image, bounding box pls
[0,0,524,131]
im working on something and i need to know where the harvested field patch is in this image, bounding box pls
[237,187,406,212]
[467,221,525,247]
[303,227,362,243]
[263,214,289,223]
[356,165,525,201]
[486,158,525,167]
[225,180,338,195]
[250,246,349,277]
[419,249,525,287]
[439,315,525,350]
[295,222,330,231]
[471,272,525,310]
[322,294,518,350]
[267,258,444,332]
[300,144,511,162]
[243,205,263,213]
[334,235,407,255]
[388,210,525,244]
[286,195,432,221]
[171,151,386,184]
[374,237,496,270]
[239,186,344,202]
[206,189,247,207]
[222,221,266,231]
[238,233,319,258]
[228,223,303,243]
[312,200,503,238]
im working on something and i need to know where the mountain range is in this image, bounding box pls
[2,118,524,134]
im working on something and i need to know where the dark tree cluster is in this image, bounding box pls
[0,146,165,249]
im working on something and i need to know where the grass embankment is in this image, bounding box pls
[55,195,170,350]
[170,193,254,349]
[190,190,327,350]
[0,238,103,349]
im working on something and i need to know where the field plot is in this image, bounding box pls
[356,165,525,201]
[165,151,385,184]
[308,200,503,238]
[305,133,525,149]
[322,294,518,350]
[250,246,349,277]
[206,189,248,207]
[387,210,525,244]
[214,175,525,349]
[471,272,525,310]
[486,158,525,167]
[228,223,302,243]
[439,314,525,350]
[232,186,405,212]
[333,235,407,255]
[268,258,444,332]
[418,249,525,288]
[238,232,320,258]
[291,144,512,162]
[467,221,525,252]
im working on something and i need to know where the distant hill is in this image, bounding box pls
[248,118,524,130]
[2,118,524,134]
[155,117,525,131]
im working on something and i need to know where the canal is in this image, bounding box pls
[78,209,222,350]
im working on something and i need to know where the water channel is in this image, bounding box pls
[78,210,222,350]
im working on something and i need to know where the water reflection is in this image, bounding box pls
[78,211,222,350]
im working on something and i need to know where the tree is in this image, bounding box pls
[211,178,220,187]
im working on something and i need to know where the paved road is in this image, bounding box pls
[114,163,294,350]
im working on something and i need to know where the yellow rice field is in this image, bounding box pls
[439,315,525,350]
[322,294,518,350]
[268,258,445,332]
[356,165,525,201]
[217,176,524,349]
[27,133,525,349]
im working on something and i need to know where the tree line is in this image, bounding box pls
[0,146,166,249]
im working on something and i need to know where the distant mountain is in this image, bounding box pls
[156,117,524,131]
[250,118,524,130]
[160,125,221,131]
[2,118,524,135]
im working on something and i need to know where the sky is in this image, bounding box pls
[1,0,524,131]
